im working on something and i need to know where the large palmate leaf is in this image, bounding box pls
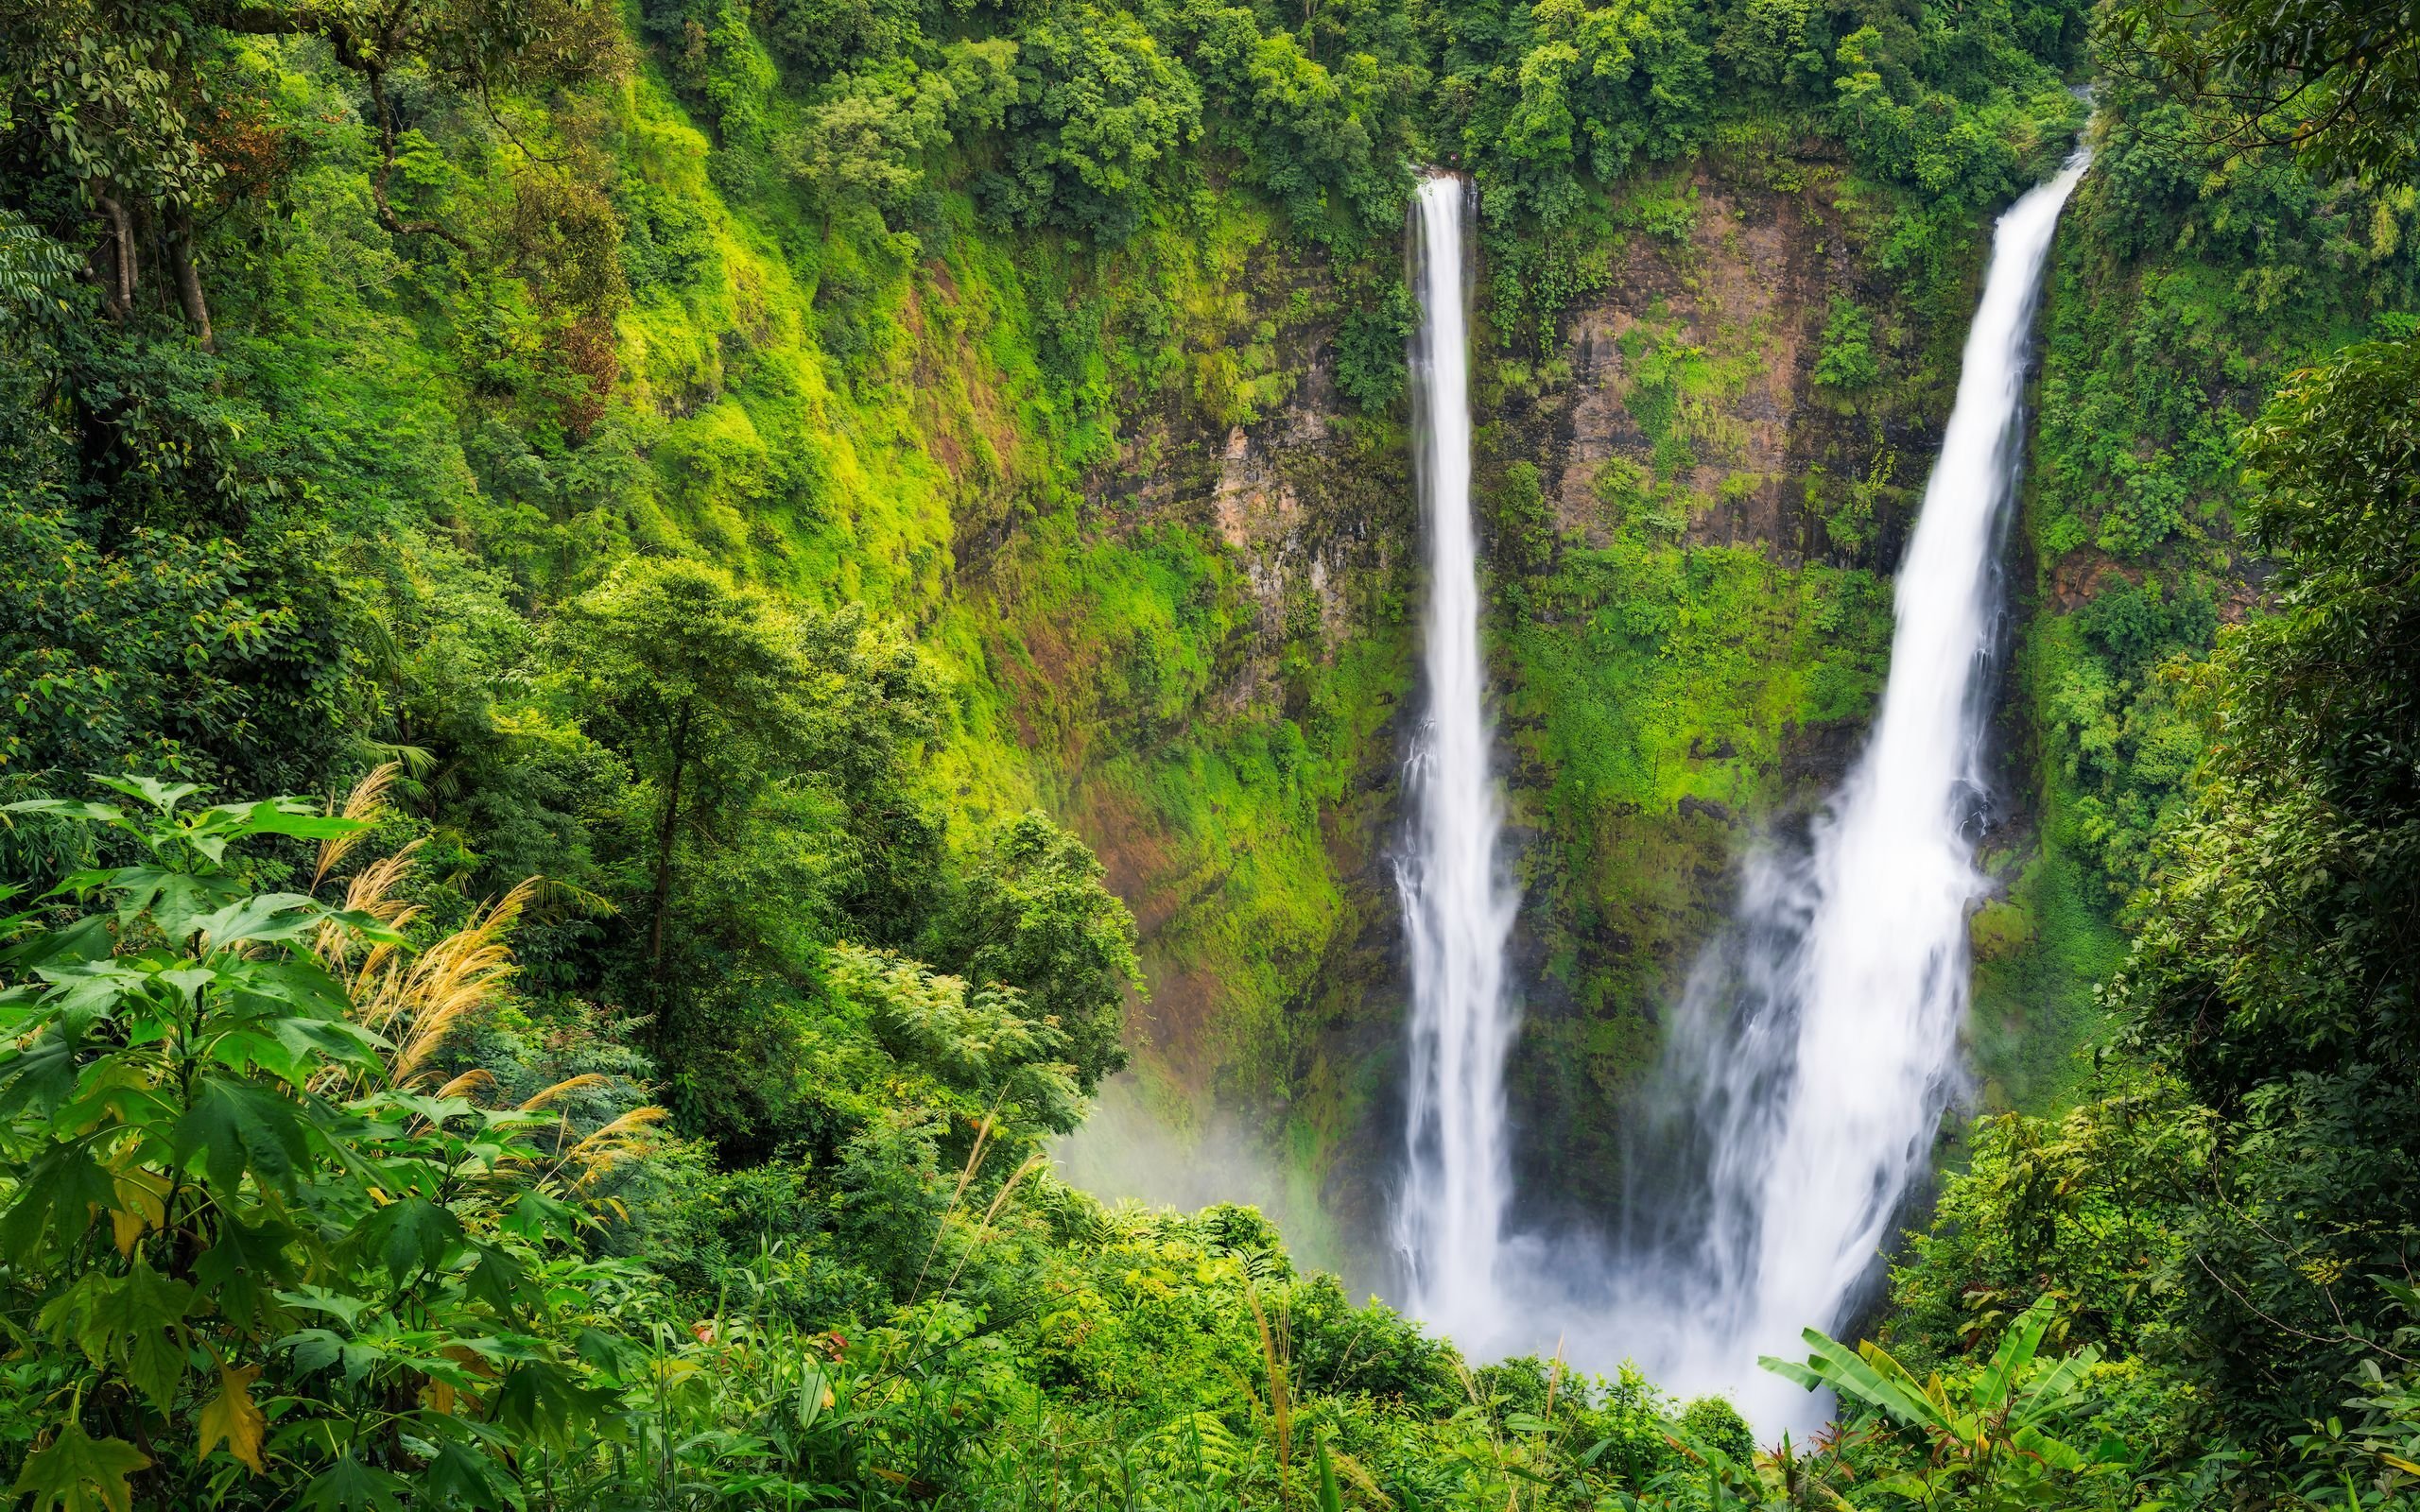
[189,1212,306,1330]
[189,893,328,950]
[0,1018,92,1119]
[197,1362,268,1473]
[80,1259,195,1409]
[10,1422,151,1512]
[170,1073,314,1194]
[295,1455,408,1512]
[86,776,202,814]
[355,1194,467,1283]
[1,798,149,843]
[0,1140,115,1263]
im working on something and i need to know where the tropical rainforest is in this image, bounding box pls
[0,0,2416,1503]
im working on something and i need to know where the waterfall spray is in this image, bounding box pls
[1610,146,2093,1431]
[1393,174,1521,1355]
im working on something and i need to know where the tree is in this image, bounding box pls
[2108,336,2420,1433]
[2121,335,2420,1108]
[827,941,1084,1139]
[551,558,819,991]
[924,811,1141,1093]
[0,0,624,344]
[2112,0,2420,181]
[775,66,953,225]
[0,505,365,796]
[987,3,1202,239]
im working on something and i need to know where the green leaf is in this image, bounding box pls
[87,1258,194,1409]
[0,1141,115,1262]
[296,1455,408,1512]
[39,1261,193,1409]
[196,799,363,843]
[487,1359,622,1446]
[2010,1422,2087,1472]
[0,1020,93,1121]
[1975,1297,2053,1411]
[235,955,358,1021]
[1869,1470,1935,1501]
[1758,1353,1826,1393]
[89,774,200,813]
[278,1327,388,1383]
[1764,1328,1943,1431]
[191,1213,304,1331]
[506,1188,580,1243]
[1313,1434,1344,1512]
[11,1421,151,1512]
[0,915,112,973]
[188,893,323,950]
[422,1438,512,1510]
[170,1074,311,1194]
[112,869,241,944]
[462,1241,528,1315]
[4,798,140,838]
[2012,1346,2100,1427]
[278,1286,375,1328]
[357,1196,465,1282]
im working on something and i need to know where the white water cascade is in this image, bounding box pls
[1611,146,2094,1431]
[1392,173,1522,1355]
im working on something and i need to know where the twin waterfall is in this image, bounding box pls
[1390,154,2091,1424]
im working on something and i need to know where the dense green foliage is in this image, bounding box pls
[3,0,2419,1504]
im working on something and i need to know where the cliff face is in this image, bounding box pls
[1026,143,2001,1259]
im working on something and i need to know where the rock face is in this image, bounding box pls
[1549,177,1820,554]
[1022,149,1992,1272]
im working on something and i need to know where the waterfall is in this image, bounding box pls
[1611,147,2093,1431]
[1392,173,1521,1355]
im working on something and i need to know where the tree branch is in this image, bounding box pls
[365,66,470,252]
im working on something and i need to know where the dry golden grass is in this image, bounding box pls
[303,765,670,1192]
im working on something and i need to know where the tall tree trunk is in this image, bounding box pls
[96,195,136,317]
[648,706,694,982]
[169,215,214,352]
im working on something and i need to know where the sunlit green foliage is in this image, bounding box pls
[1766,1298,2130,1509]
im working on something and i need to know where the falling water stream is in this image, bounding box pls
[1393,173,1521,1357]
[1609,145,2094,1430]
[1391,146,2092,1425]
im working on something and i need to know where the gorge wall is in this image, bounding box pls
[1058,97,2411,1276]
[1035,134,2031,1268]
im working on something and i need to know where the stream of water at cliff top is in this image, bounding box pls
[1604,145,2093,1431]
[1393,172,1521,1358]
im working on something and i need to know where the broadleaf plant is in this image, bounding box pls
[0,775,650,1506]
[1760,1297,2129,1509]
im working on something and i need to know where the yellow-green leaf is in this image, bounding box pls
[198,1362,267,1474]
